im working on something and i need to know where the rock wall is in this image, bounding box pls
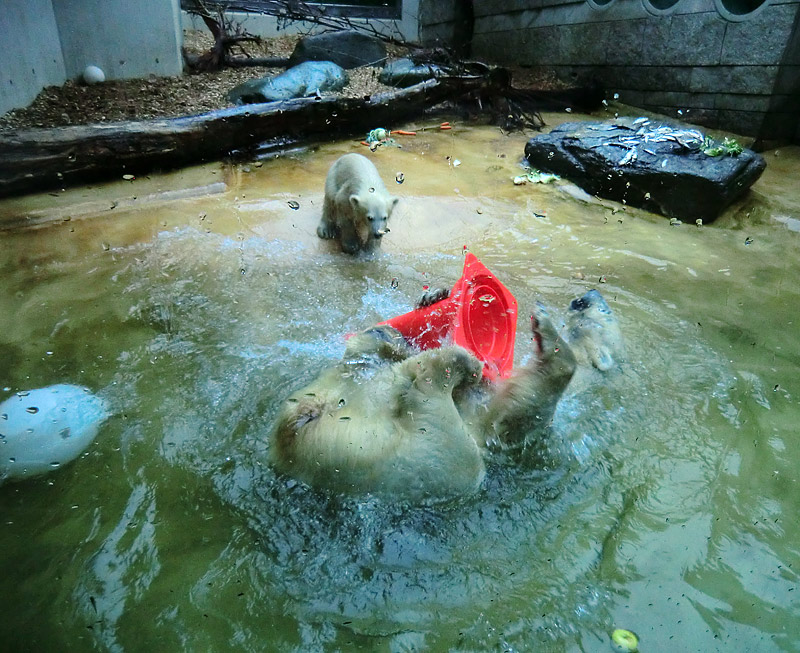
[419,0,800,144]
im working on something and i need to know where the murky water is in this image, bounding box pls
[1,112,799,652]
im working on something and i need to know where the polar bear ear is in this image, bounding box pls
[349,194,361,208]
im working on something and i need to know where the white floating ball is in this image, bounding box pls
[0,384,110,483]
[83,65,106,85]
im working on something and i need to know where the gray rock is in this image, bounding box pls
[379,58,440,88]
[228,61,348,104]
[288,30,387,69]
[524,118,766,222]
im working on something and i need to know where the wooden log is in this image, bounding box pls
[0,76,490,199]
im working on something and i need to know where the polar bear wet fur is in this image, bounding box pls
[269,290,623,504]
[317,153,399,254]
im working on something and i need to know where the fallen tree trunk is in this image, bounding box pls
[0,75,491,199]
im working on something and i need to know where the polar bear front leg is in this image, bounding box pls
[338,222,362,255]
[317,200,339,240]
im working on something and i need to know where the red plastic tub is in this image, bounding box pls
[380,253,518,381]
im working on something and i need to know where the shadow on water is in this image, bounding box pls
[1,118,799,651]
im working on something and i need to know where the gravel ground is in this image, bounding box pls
[0,31,399,130]
[0,30,562,132]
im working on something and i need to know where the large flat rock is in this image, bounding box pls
[524,118,766,222]
[288,30,386,69]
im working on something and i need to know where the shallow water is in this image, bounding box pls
[1,112,799,652]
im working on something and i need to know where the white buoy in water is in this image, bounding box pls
[83,65,106,85]
[0,384,110,483]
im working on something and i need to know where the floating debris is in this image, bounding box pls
[513,169,560,185]
[611,628,639,652]
[395,172,405,184]
[366,127,389,143]
[287,200,300,210]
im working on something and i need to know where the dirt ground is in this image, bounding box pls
[0,31,401,131]
[0,30,561,132]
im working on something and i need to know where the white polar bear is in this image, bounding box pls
[269,290,624,504]
[317,153,399,255]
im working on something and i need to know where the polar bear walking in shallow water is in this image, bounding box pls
[317,153,399,255]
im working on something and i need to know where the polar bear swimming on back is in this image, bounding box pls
[317,153,399,255]
[269,290,623,504]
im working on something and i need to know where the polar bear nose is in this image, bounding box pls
[569,297,590,311]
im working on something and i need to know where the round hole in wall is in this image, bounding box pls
[715,0,769,20]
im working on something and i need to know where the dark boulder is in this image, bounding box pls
[524,117,766,222]
[379,58,441,87]
[288,30,387,69]
[228,61,348,104]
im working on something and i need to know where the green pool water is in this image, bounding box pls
[0,114,798,652]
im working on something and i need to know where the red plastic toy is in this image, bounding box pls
[380,253,518,381]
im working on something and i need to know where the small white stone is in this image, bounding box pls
[83,65,106,85]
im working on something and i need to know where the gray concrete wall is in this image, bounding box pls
[53,0,183,81]
[420,0,800,142]
[1,0,183,117]
[0,0,66,116]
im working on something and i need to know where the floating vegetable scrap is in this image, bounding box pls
[361,122,455,149]
[513,169,560,185]
[366,127,389,143]
[363,127,395,150]
[611,628,639,652]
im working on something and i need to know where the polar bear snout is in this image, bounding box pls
[368,215,390,238]
[569,289,610,314]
